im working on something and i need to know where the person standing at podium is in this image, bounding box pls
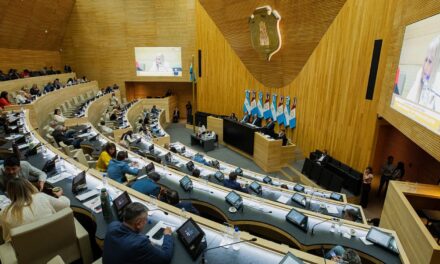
[361,166,374,208]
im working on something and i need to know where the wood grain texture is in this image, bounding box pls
[207,116,224,143]
[377,0,440,164]
[253,132,282,172]
[0,48,62,73]
[196,0,397,171]
[0,0,75,51]
[380,181,439,264]
[199,0,346,88]
[60,0,196,100]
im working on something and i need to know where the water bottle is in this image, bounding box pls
[100,188,112,221]
[232,226,241,251]
[102,173,108,187]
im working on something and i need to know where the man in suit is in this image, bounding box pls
[241,113,250,123]
[277,129,288,146]
[131,171,161,198]
[223,171,248,193]
[172,107,179,123]
[316,149,329,165]
[103,202,174,264]
[262,117,275,137]
[251,114,262,127]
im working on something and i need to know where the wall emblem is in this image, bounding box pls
[249,6,282,61]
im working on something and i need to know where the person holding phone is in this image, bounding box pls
[0,156,47,192]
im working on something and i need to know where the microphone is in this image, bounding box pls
[201,238,258,264]
[146,207,169,215]
[308,189,316,211]
[310,217,338,236]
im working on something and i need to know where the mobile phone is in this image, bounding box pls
[152,228,165,240]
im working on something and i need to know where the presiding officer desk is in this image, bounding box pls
[78,98,410,264]
[13,110,326,264]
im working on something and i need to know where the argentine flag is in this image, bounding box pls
[263,92,271,119]
[284,96,291,128]
[250,91,259,116]
[289,97,297,128]
[243,90,251,114]
[257,91,264,118]
[277,96,285,125]
[270,93,277,120]
[189,63,196,83]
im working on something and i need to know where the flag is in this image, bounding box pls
[243,90,251,114]
[189,63,196,83]
[289,97,297,128]
[270,93,277,120]
[257,91,264,118]
[263,92,271,119]
[284,96,291,128]
[250,90,258,116]
[277,96,285,125]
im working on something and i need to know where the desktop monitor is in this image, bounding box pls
[210,160,220,169]
[286,208,308,232]
[72,171,87,194]
[263,176,272,185]
[330,192,343,202]
[176,218,207,260]
[88,134,99,141]
[113,191,132,220]
[186,161,195,172]
[165,152,172,163]
[366,227,399,254]
[225,191,243,210]
[149,144,155,153]
[278,252,304,264]
[293,184,305,193]
[42,155,58,173]
[24,142,41,157]
[234,167,243,176]
[180,176,193,192]
[249,181,262,194]
[214,171,224,182]
[291,193,307,208]
[134,138,142,144]
[180,146,186,153]
[145,162,155,173]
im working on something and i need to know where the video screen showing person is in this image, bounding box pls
[391,13,440,134]
[135,47,182,77]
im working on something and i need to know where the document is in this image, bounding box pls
[360,236,374,245]
[277,195,290,204]
[326,205,339,214]
[47,172,71,184]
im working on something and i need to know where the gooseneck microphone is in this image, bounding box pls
[311,217,338,236]
[146,207,169,215]
[201,238,258,264]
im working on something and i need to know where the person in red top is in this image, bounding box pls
[0,91,11,109]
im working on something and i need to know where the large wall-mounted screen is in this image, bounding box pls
[391,14,440,134]
[135,47,182,77]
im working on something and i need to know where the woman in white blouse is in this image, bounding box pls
[53,108,66,124]
[0,177,70,241]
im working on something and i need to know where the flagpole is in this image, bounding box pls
[191,55,196,133]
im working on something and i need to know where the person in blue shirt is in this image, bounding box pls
[223,171,248,193]
[107,151,140,183]
[131,171,161,197]
[103,202,174,264]
[160,188,199,215]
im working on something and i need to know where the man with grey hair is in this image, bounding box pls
[103,202,174,264]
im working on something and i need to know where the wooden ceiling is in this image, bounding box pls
[199,0,347,88]
[0,0,75,51]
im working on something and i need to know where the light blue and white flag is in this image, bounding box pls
[277,96,285,125]
[289,97,297,128]
[189,63,196,83]
[250,91,258,116]
[257,91,264,118]
[263,92,271,119]
[270,93,277,120]
[243,90,251,114]
[284,96,291,128]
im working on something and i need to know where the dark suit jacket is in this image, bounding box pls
[252,117,262,127]
[224,179,247,193]
[103,221,174,264]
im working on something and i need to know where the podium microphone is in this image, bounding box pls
[201,238,258,264]
[311,217,338,236]
[146,207,169,215]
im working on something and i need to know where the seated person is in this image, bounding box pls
[344,207,362,223]
[262,117,275,137]
[43,82,54,93]
[96,88,104,97]
[100,120,113,134]
[131,171,161,198]
[51,125,82,149]
[192,168,201,178]
[47,120,58,134]
[103,202,174,264]
[160,189,199,215]
[110,93,119,106]
[325,246,361,264]
[229,113,238,121]
[52,79,63,89]
[53,108,66,124]
[107,151,140,183]
[96,143,117,172]
[277,129,288,146]
[192,153,210,166]
[121,130,136,145]
[109,107,121,121]
[172,107,179,123]
[15,90,30,104]
[197,122,206,136]
[0,156,47,192]
[241,113,250,123]
[316,149,329,165]
[0,177,70,242]
[0,91,12,109]
[151,105,159,114]
[29,84,41,96]
[223,171,247,193]
[251,114,262,127]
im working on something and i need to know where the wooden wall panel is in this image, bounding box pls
[0,0,75,51]
[377,0,440,163]
[0,48,62,73]
[196,0,397,171]
[198,0,346,88]
[60,0,196,100]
